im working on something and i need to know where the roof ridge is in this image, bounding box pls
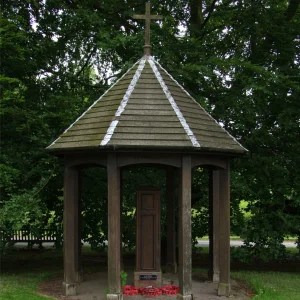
[148,57,200,148]
[100,57,146,146]
[152,58,248,152]
[47,58,143,149]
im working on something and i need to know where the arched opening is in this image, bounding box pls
[66,161,180,291]
[81,166,107,252]
[62,155,231,298]
[120,164,179,287]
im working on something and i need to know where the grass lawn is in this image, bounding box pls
[232,270,300,300]
[0,272,56,300]
[0,249,63,300]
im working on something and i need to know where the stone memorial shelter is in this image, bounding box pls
[47,2,247,299]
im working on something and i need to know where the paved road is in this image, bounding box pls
[197,240,297,247]
[9,240,297,249]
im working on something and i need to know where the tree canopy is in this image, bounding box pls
[1,0,299,258]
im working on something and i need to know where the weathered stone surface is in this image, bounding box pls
[176,294,193,300]
[218,282,231,296]
[165,263,177,274]
[107,154,121,295]
[63,282,77,296]
[134,271,162,288]
[213,271,220,283]
[178,156,192,297]
[107,293,123,300]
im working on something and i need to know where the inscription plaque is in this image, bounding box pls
[139,274,157,280]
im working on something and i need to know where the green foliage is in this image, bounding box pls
[120,270,128,287]
[1,0,299,257]
[230,243,288,264]
[191,168,209,242]
[81,168,108,251]
[296,237,300,255]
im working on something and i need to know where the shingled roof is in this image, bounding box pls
[47,56,247,154]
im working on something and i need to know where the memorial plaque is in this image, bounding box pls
[139,274,157,280]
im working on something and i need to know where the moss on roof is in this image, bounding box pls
[47,56,247,155]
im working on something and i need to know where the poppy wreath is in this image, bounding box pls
[139,287,163,296]
[122,285,180,296]
[122,286,139,296]
[161,285,180,295]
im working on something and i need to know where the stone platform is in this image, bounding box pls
[68,271,250,300]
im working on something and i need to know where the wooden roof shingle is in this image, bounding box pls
[47,56,247,154]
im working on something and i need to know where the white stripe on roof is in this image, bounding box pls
[148,57,201,148]
[100,57,146,146]
[153,58,248,152]
[47,58,142,148]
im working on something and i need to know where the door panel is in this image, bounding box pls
[136,189,160,272]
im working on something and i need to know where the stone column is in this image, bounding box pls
[218,163,231,296]
[166,167,177,273]
[177,156,192,300]
[208,169,213,281]
[120,169,124,270]
[75,169,83,282]
[63,166,80,296]
[212,169,220,283]
[107,154,122,300]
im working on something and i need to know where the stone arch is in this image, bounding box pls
[191,156,227,170]
[117,154,181,169]
[64,155,107,169]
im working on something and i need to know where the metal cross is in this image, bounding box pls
[133,2,162,56]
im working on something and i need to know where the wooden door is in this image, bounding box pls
[136,189,160,272]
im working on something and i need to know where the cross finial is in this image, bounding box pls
[133,2,163,56]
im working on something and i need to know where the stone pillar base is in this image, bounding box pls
[107,293,123,300]
[208,270,219,283]
[166,262,177,274]
[134,271,162,288]
[218,282,231,296]
[213,271,220,283]
[63,282,77,296]
[177,294,193,300]
[75,270,84,283]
